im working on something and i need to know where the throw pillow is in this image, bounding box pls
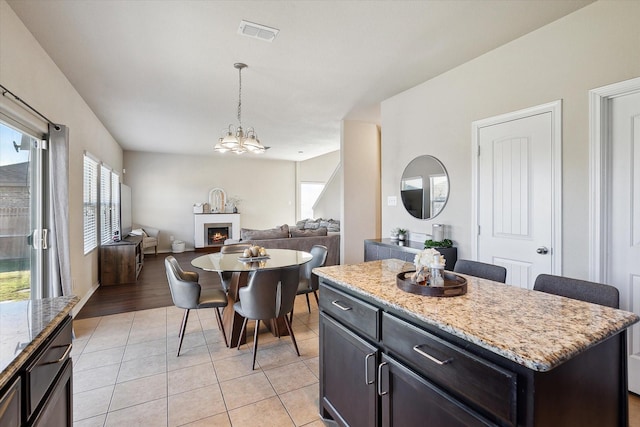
[327,219,340,232]
[240,224,289,240]
[304,219,320,229]
[290,227,328,237]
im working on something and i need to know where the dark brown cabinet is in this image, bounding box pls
[100,235,143,285]
[0,315,72,427]
[320,313,378,427]
[319,277,629,427]
[319,281,489,427]
[0,378,21,427]
[379,354,492,427]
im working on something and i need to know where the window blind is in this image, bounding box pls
[83,154,98,254]
[100,164,112,244]
[112,172,120,239]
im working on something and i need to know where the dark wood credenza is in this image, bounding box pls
[100,235,143,285]
[364,238,457,270]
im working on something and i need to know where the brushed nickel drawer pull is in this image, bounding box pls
[364,353,375,385]
[331,300,352,311]
[377,362,389,396]
[43,344,73,365]
[413,345,452,366]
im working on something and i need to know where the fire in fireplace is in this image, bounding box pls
[205,223,232,246]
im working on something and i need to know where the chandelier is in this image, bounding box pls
[214,63,266,154]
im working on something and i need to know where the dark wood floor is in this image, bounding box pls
[76,251,222,319]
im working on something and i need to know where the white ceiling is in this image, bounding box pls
[7,0,592,161]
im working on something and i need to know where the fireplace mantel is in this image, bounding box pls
[194,213,240,248]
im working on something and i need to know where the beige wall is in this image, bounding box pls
[298,150,340,182]
[123,151,296,251]
[1,0,123,312]
[313,164,342,221]
[297,150,340,220]
[342,120,381,264]
[381,0,640,279]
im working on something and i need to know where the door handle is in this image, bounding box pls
[536,247,549,255]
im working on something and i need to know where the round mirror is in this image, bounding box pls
[400,155,449,219]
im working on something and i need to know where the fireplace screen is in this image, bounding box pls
[205,223,232,246]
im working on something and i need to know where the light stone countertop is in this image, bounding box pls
[314,259,639,372]
[0,296,78,390]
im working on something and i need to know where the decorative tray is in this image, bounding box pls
[396,271,467,297]
[237,255,270,262]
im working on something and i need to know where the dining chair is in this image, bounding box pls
[289,245,328,322]
[165,256,228,356]
[453,259,507,283]
[234,265,301,370]
[218,243,252,292]
[533,274,619,308]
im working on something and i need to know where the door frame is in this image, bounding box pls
[471,100,563,275]
[589,77,640,284]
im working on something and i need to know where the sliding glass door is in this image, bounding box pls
[0,121,46,302]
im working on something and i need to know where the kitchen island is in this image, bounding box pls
[314,260,639,427]
[0,296,78,426]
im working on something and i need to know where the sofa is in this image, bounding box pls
[228,224,340,265]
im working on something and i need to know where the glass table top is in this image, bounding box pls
[191,248,313,272]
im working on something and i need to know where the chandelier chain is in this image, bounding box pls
[237,66,242,126]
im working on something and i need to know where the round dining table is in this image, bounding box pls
[191,248,313,347]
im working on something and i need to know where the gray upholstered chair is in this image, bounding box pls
[533,274,619,308]
[292,245,328,320]
[453,259,507,283]
[218,243,252,292]
[134,225,160,255]
[165,256,228,356]
[234,265,301,370]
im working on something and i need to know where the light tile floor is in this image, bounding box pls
[71,297,326,427]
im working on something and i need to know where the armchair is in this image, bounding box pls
[133,225,160,255]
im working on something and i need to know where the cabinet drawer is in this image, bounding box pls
[320,282,379,341]
[26,317,73,419]
[382,312,516,426]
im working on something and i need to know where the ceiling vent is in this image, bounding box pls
[238,20,279,42]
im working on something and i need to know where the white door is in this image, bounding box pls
[608,91,640,393]
[474,103,561,289]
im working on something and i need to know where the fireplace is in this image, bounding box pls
[194,213,240,248]
[205,223,231,246]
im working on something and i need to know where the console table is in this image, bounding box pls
[364,238,457,270]
[100,235,143,285]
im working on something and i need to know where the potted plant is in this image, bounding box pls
[397,228,408,241]
[424,238,453,248]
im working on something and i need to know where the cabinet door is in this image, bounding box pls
[0,377,21,427]
[30,359,72,427]
[379,354,493,427]
[320,313,378,427]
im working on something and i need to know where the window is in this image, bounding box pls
[99,164,120,244]
[83,153,98,254]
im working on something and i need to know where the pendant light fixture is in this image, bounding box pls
[214,63,266,154]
